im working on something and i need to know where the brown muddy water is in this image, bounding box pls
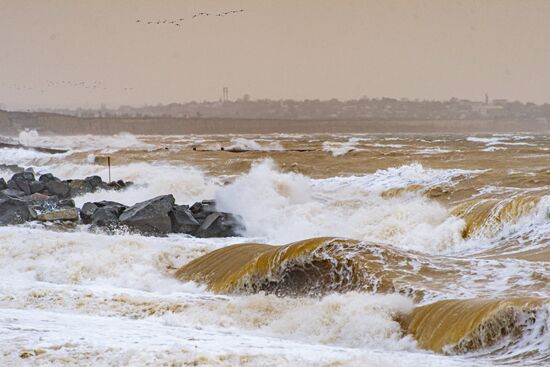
[0,131,548,366]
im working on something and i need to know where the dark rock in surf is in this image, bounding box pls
[170,205,200,233]
[67,179,94,197]
[0,178,7,190]
[38,173,59,183]
[0,188,26,199]
[194,212,243,238]
[190,200,217,220]
[44,180,70,198]
[0,197,36,225]
[80,202,98,224]
[119,195,175,235]
[84,175,103,189]
[91,206,122,227]
[82,201,127,225]
[7,171,36,195]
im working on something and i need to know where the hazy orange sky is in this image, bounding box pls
[1,0,550,109]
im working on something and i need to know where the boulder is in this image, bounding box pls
[39,173,59,183]
[0,188,26,198]
[194,212,243,238]
[170,205,200,233]
[67,179,93,197]
[11,171,35,182]
[190,200,217,220]
[29,181,45,194]
[0,197,36,225]
[82,201,126,225]
[0,178,6,190]
[44,180,70,198]
[7,171,35,195]
[119,195,175,234]
[37,207,79,222]
[84,175,103,189]
[80,202,98,224]
[91,206,122,227]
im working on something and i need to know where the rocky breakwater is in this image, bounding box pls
[0,169,129,225]
[81,197,243,238]
[0,169,243,238]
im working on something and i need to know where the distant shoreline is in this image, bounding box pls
[1,110,548,135]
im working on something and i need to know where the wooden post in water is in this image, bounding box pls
[107,156,111,182]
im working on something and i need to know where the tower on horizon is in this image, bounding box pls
[222,87,229,102]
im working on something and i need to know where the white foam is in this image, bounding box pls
[216,160,471,252]
[226,137,284,151]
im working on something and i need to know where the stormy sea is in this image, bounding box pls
[0,130,548,366]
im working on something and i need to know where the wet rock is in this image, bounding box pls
[194,212,243,238]
[190,200,217,220]
[82,201,127,225]
[80,202,98,224]
[38,173,59,183]
[0,188,26,199]
[119,195,175,234]
[7,171,36,195]
[37,207,79,222]
[0,197,36,225]
[29,181,45,194]
[91,206,122,227]
[67,179,93,197]
[44,180,70,198]
[84,175,103,189]
[170,205,200,233]
[59,199,75,208]
[0,178,6,190]
[11,171,35,182]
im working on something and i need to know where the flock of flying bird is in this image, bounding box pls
[136,9,245,28]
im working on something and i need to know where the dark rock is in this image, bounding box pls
[29,181,45,194]
[83,201,126,225]
[190,200,217,220]
[8,179,31,195]
[91,206,122,227]
[194,212,244,238]
[94,201,127,212]
[0,178,7,190]
[67,179,93,197]
[39,173,59,183]
[119,195,175,234]
[59,199,75,208]
[44,180,70,198]
[7,171,36,195]
[0,197,36,225]
[170,205,199,233]
[80,202,98,224]
[0,188,26,199]
[84,175,103,189]
[11,171,35,182]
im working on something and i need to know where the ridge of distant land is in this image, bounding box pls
[26,97,550,122]
[1,110,549,135]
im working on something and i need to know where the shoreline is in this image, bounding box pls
[1,110,549,135]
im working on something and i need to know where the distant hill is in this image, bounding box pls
[0,110,548,136]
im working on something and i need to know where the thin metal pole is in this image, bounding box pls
[107,156,111,182]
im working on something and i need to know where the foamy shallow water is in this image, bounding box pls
[0,131,548,366]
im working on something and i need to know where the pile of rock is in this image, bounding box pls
[81,196,243,238]
[0,169,131,225]
[0,169,244,238]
